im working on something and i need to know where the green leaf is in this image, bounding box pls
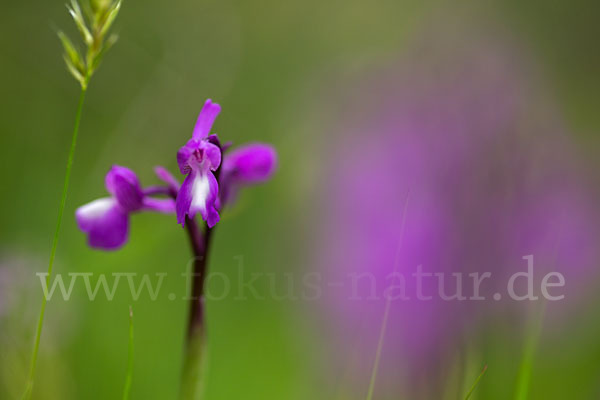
[514,289,547,400]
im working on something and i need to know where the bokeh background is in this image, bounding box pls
[1,0,600,399]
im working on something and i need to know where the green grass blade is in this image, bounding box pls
[365,191,410,400]
[123,306,134,400]
[464,365,488,400]
[514,303,546,400]
[21,87,87,400]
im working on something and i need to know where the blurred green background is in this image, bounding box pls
[1,0,599,399]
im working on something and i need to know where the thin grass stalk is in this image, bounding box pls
[464,365,488,400]
[22,86,87,400]
[366,191,410,400]
[514,302,546,400]
[122,306,135,400]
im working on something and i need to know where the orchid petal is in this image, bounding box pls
[142,197,176,214]
[192,99,221,140]
[203,140,222,171]
[154,166,180,192]
[75,198,129,250]
[177,139,222,174]
[176,139,197,174]
[105,165,144,212]
[223,143,277,184]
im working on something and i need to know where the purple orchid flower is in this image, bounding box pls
[75,100,278,249]
[76,165,175,250]
[74,98,278,398]
[219,143,278,208]
[176,99,222,227]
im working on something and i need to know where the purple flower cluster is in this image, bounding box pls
[315,27,599,393]
[76,99,277,250]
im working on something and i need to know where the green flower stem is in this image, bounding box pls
[22,86,87,400]
[180,220,212,400]
[179,146,224,400]
[180,323,207,400]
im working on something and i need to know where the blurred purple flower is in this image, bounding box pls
[316,26,599,392]
[76,165,175,250]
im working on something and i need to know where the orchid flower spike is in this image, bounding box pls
[176,99,222,227]
[76,99,278,250]
[76,165,174,250]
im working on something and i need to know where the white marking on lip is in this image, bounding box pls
[191,173,210,213]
